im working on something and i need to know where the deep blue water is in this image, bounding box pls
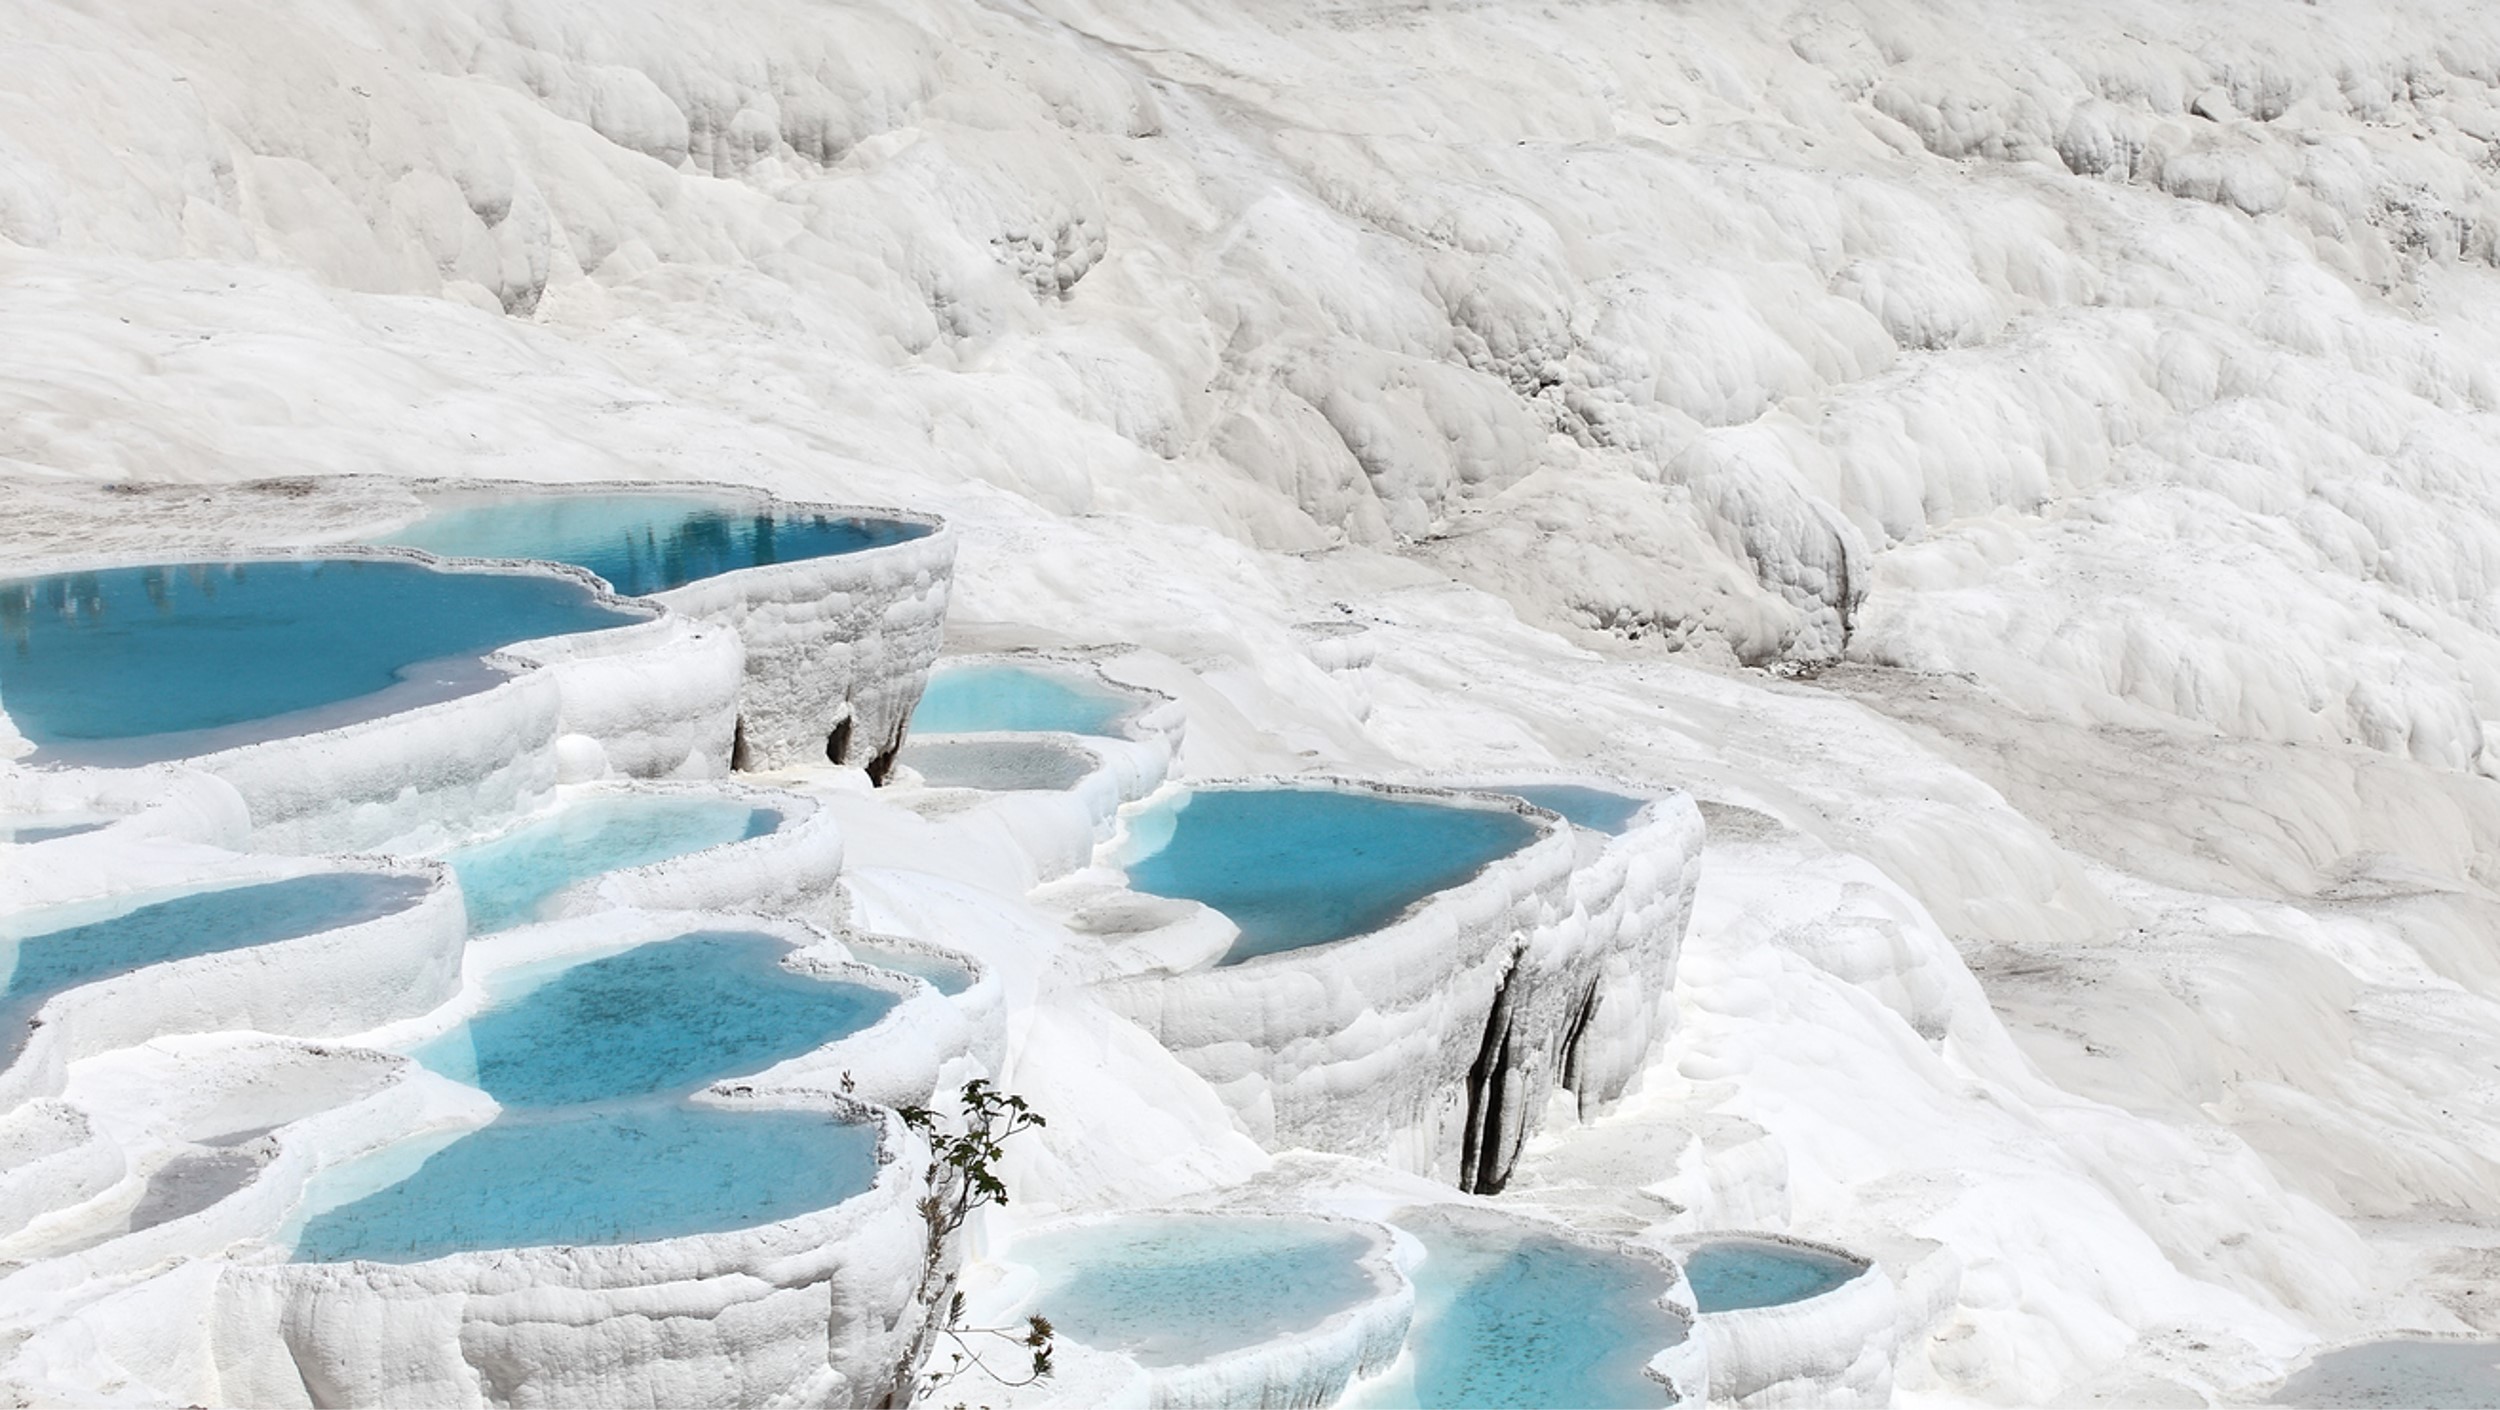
[1023,1217,1381,1366]
[410,930,897,1107]
[1504,784,1650,835]
[1123,788,1540,965]
[0,872,433,1062]
[288,1105,878,1263]
[444,796,779,934]
[380,492,929,596]
[1354,1210,1679,1409]
[2274,1340,2500,1408]
[910,663,1133,736]
[0,560,640,757]
[1682,1238,1861,1312]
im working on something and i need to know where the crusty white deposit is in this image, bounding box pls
[7,0,2500,1402]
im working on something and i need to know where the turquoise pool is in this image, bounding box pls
[291,929,893,1264]
[2274,1339,2500,1408]
[1021,1216,1382,1367]
[411,930,897,1107]
[379,491,929,597]
[1502,784,1650,836]
[1355,1209,1680,1409]
[1123,788,1540,965]
[0,872,433,1063]
[289,1104,878,1264]
[910,663,1133,736]
[0,560,640,761]
[1683,1238,1861,1313]
[443,795,779,934]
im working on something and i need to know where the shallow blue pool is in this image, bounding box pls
[379,491,929,597]
[1683,1238,1861,1313]
[444,795,779,934]
[2274,1339,2500,1408]
[1124,788,1540,965]
[900,738,1096,792]
[0,816,110,843]
[412,931,897,1107]
[910,663,1133,736]
[289,1104,878,1264]
[1354,1209,1680,1409]
[1022,1216,1382,1367]
[0,560,640,761]
[0,872,433,1062]
[1503,784,1650,836]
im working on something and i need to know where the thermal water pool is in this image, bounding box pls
[896,738,1097,792]
[442,795,780,933]
[2273,1339,2500,1408]
[844,942,974,997]
[1017,1215,1384,1366]
[0,872,434,1064]
[377,491,930,597]
[0,560,642,762]
[1122,787,1540,965]
[410,930,896,1107]
[1353,1209,1681,1409]
[1682,1237,1862,1312]
[290,931,894,1263]
[909,662,1134,736]
[1502,784,1650,835]
[288,1106,879,1264]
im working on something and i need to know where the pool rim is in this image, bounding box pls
[1672,1230,1877,1316]
[1109,776,1567,971]
[1001,1206,1415,1375]
[348,473,950,600]
[0,543,669,766]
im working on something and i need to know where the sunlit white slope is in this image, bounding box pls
[7,0,2500,1402]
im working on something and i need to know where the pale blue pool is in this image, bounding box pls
[0,817,110,843]
[379,491,929,597]
[2274,1339,2500,1408]
[289,1104,878,1264]
[0,560,641,762]
[1021,1216,1382,1367]
[910,663,1133,736]
[443,795,780,933]
[900,738,1096,792]
[411,931,897,1107]
[1683,1238,1861,1312]
[1354,1209,1680,1409]
[1503,784,1650,836]
[1123,788,1540,965]
[0,872,433,1063]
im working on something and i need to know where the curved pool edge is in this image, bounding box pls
[1091,777,1578,1184]
[215,1088,935,1409]
[1001,1208,1415,1410]
[0,860,466,1118]
[1676,1232,1897,1406]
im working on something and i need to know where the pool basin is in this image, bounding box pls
[898,738,1099,792]
[1,872,435,1067]
[376,490,931,596]
[0,557,644,764]
[1121,785,1543,965]
[1353,1207,1690,1409]
[910,661,1136,736]
[1499,783,1652,835]
[1683,1236,1864,1313]
[441,792,782,933]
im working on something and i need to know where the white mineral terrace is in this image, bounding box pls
[9,0,2500,1404]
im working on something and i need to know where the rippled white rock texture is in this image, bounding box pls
[9,0,2500,1402]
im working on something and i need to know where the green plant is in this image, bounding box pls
[889,1080,1052,1403]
